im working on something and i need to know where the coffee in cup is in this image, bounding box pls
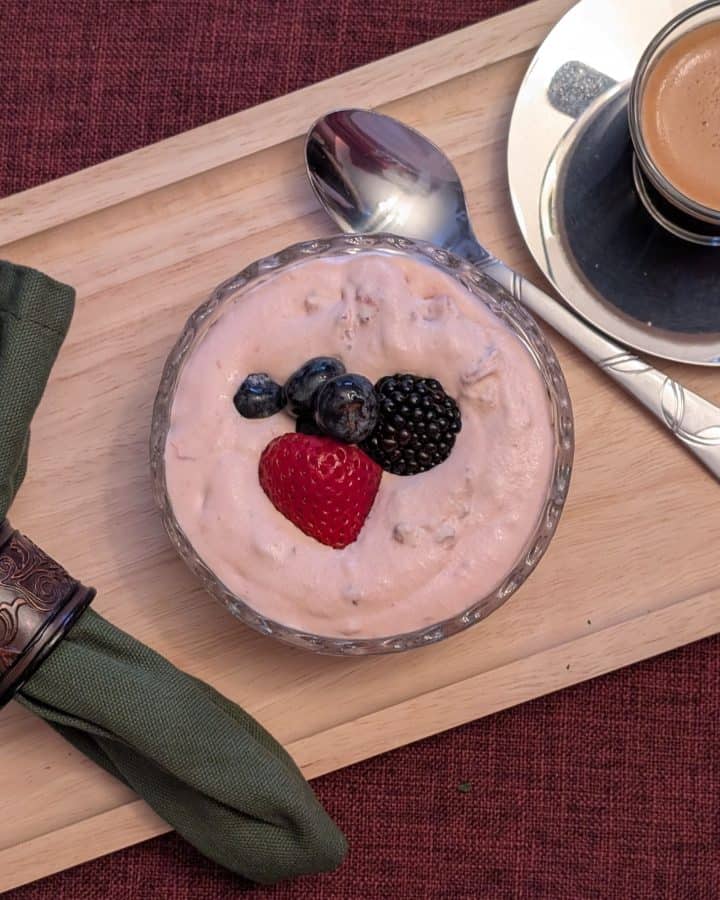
[640,19,720,211]
[629,0,720,244]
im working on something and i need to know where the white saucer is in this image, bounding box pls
[508,0,720,366]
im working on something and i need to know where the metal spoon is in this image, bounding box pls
[305,108,720,481]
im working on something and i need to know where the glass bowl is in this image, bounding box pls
[150,234,574,655]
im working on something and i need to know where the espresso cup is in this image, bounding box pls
[629,0,720,245]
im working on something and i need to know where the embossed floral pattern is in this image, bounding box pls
[0,528,75,671]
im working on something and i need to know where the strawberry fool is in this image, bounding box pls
[164,252,556,639]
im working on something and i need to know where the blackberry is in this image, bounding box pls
[361,374,462,475]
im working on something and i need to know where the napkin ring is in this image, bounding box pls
[0,520,95,708]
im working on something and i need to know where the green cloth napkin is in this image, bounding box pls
[1,262,346,884]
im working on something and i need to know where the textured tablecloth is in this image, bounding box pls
[2,1,718,897]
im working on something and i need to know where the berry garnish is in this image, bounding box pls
[259,434,382,549]
[233,373,285,419]
[285,356,346,417]
[361,374,462,475]
[295,415,323,436]
[314,373,378,443]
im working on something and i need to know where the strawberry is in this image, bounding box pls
[258,433,382,549]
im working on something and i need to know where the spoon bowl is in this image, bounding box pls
[306,109,488,264]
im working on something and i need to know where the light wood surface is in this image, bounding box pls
[1,0,719,890]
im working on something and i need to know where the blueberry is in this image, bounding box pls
[285,356,346,417]
[314,373,378,443]
[233,373,285,419]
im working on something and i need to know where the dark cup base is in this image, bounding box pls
[632,158,720,247]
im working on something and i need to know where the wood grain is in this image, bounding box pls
[1,0,719,890]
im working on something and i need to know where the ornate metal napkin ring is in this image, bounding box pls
[0,520,95,708]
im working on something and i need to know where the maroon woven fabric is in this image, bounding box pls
[2,1,719,897]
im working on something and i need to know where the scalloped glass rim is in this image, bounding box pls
[150,234,574,655]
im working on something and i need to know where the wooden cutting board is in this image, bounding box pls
[1,0,719,890]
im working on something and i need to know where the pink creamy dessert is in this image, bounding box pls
[164,253,555,638]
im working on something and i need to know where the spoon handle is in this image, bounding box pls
[482,259,720,482]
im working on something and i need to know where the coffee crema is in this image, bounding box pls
[640,20,720,211]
